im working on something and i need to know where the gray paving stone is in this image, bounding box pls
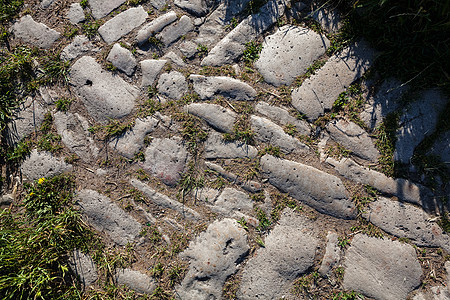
[255,101,311,136]
[192,187,220,203]
[142,137,189,186]
[207,187,253,216]
[255,25,329,86]
[185,103,236,133]
[260,155,356,219]
[41,0,55,8]
[310,7,342,33]
[136,11,177,45]
[318,232,341,278]
[204,131,258,159]
[98,6,148,44]
[12,15,60,49]
[115,269,156,294]
[61,35,93,61]
[140,59,166,88]
[7,97,46,144]
[69,250,98,287]
[326,119,379,162]
[106,44,137,76]
[413,286,450,300]
[76,189,142,246]
[130,178,200,220]
[292,41,375,120]
[89,0,126,19]
[21,149,73,181]
[179,41,198,58]
[364,197,450,252]
[343,234,422,300]
[67,3,85,24]
[201,0,288,66]
[157,71,188,100]
[150,0,168,10]
[174,0,210,16]
[238,209,318,299]
[394,89,448,164]
[177,218,249,300]
[161,51,187,67]
[156,15,193,46]
[190,75,256,101]
[250,115,309,154]
[70,56,139,123]
[109,117,159,159]
[54,111,99,161]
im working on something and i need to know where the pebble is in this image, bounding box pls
[68,250,98,287]
[115,269,156,294]
[61,35,93,61]
[136,11,177,45]
[318,232,341,278]
[89,0,126,19]
[140,59,167,88]
[7,97,46,144]
[174,0,210,16]
[67,3,85,24]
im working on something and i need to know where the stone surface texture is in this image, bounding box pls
[98,7,147,44]
[190,75,257,101]
[136,11,177,45]
[106,44,137,76]
[69,250,98,287]
[89,0,126,19]
[185,103,236,133]
[204,131,258,159]
[156,15,194,46]
[115,269,156,294]
[12,15,60,48]
[157,71,188,100]
[67,3,85,24]
[61,35,93,61]
[7,97,46,144]
[21,149,73,180]
[140,59,167,87]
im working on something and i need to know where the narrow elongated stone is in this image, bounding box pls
[136,11,177,45]
[98,6,147,44]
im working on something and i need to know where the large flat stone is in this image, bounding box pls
[106,44,137,76]
[140,59,166,88]
[238,209,318,299]
[21,150,73,181]
[174,0,210,16]
[185,103,236,133]
[343,234,422,300]
[260,155,356,219]
[177,218,248,299]
[204,131,258,159]
[255,25,329,86]
[156,15,193,46]
[292,41,375,120]
[98,6,147,44]
[61,35,93,61]
[207,187,253,215]
[190,75,256,101]
[89,0,126,19]
[12,15,60,49]
[7,97,46,144]
[76,189,142,246]
[115,269,156,294]
[135,11,177,45]
[157,71,188,100]
[70,56,139,123]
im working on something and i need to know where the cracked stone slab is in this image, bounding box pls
[185,103,236,133]
[69,250,98,287]
[140,59,166,88]
[12,15,60,49]
[201,0,288,66]
[70,56,139,123]
[89,0,126,19]
[157,71,188,100]
[67,3,85,24]
[255,25,329,86]
[115,269,156,294]
[318,232,341,278]
[61,35,93,61]
[326,157,436,208]
[207,187,253,216]
[205,131,258,159]
[238,209,318,299]
[364,197,450,252]
[326,119,379,162]
[250,115,309,154]
[21,149,73,181]
[142,137,188,186]
[98,6,147,44]
[156,15,194,46]
[174,0,210,16]
[177,218,248,299]
[190,75,256,101]
[292,41,375,120]
[136,11,177,45]
[106,44,137,76]
[7,97,46,144]
[343,234,422,300]
[130,178,200,220]
[77,189,142,246]
[255,101,311,136]
[54,111,99,161]
[261,155,356,219]
[109,117,158,159]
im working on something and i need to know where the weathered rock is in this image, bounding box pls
[69,250,98,287]
[89,0,126,19]
[310,7,342,33]
[61,35,93,61]
[98,6,147,44]
[156,15,194,46]
[106,44,137,76]
[0,194,14,205]
[177,218,248,299]
[130,178,200,220]
[326,119,379,162]
[318,232,341,278]
[12,15,60,49]
[207,187,253,215]
[70,56,139,123]
[192,187,220,203]
[201,0,288,66]
[364,197,450,252]
[413,286,450,300]
[140,59,166,88]
[115,269,156,294]
[41,0,55,8]
[157,71,188,100]
[54,111,99,161]
[174,0,210,16]
[260,155,355,219]
[7,97,46,144]
[238,209,318,299]
[255,25,329,86]
[205,162,262,193]
[185,103,236,133]
[204,131,258,159]
[179,41,198,58]
[150,0,168,10]
[394,89,448,164]
[76,189,142,246]
[142,137,188,186]
[21,150,73,181]
[343,234,422,300]
[67,3,85,24]
[161,51,187,67]
[190,75,256,100]
[251,115,309,154]
[136,11,177,45]
[255,101,311,136]
[109,117,158,159]
[292,41,375,120]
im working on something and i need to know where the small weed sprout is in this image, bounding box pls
[243,41,262,65]
[196,44,208,58]
[237,217,248,230]
[80,0,88,8]
[55,97,72,112]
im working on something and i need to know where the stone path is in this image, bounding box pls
[8,0,450,299]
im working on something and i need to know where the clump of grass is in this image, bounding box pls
[55,98,72,112]
[38,52,70,85]
[294,60,326,87]
[196,44,208,58]
[255,208,271,232]
[37,133,63,153]
[177,161,204,202]
[88,119,134,141]
[173,112,208,155]
[223,116,255,145]
[82,17,102,39]
[374,112,399,177]
[243,41,262,65]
